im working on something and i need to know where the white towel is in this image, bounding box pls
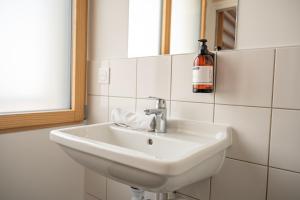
[110,108,155,131]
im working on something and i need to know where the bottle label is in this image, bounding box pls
[192,66,213,85]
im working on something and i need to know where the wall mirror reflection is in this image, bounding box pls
[128,0,238,58]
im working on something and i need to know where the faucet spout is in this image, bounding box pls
[144,109,163,115]
[144,97,167,133]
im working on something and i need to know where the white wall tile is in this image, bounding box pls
[88,61,109,96]
[270,109,300,172]
[136,98,170,117]
[137,55,171,99]
[109,58,136,97]
[85,169,106,200]
[88,95,109,124]
[178,178,210,200]
[273,47,300,109]
[170,101,214,122]
[108,97,136,120]
[237,0,300,49]
[107,179,131,200]
[211,158,267,200]
[215,49,274,107]
[171,54,214,103]
[85,193,100,200]
[214,105,271,165]
[267,168,300,200]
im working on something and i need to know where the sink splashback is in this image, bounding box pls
[87,46,300,200]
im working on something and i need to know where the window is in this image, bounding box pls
[0,0,88,131]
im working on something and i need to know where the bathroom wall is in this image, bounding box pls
[86,0,300,199]
[86,46,300,200]
[0,127,85,200]
[237,0,300,49]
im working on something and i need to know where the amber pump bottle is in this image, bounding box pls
[192,39,214,93]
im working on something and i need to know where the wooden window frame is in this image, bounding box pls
[161,0,207,54]
[0,0,88,133]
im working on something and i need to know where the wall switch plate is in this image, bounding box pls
[98,67,110,84]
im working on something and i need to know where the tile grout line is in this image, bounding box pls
[209,176,213,200]
[107,60,111,122]
[86,192,102,200]
[265,48,277,200]
[226,157,267,167]
[208,52,219,200]
[175,192,200,200]
[89,94,300,111]
[135,58,138,112]
[269,166,300,174]
[105,177,108,200]
[169,56,173,117]
[226,157,300,175]
[210,52,218,200]
[212,52,218,123]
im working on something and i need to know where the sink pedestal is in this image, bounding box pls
[131,187,144,200]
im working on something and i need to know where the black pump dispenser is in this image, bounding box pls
[193,38,214,93]
[198,39,209,55]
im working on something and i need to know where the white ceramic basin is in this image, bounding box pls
[50,119,231,192]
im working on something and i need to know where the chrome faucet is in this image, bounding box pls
[144,97,167,133]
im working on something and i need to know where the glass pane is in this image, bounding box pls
[0,0,72,114]
[170,0,201,55]
[128,0,162,57]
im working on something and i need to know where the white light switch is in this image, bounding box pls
[98,67,110,84]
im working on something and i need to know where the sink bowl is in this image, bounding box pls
[50,119,231,192]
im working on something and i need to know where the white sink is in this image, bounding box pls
[50,119,231,192]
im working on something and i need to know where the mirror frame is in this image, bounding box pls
[161,0,207,54]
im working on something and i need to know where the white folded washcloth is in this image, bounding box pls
[110,108,155,131]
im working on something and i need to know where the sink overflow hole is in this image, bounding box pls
[148,139,153,145]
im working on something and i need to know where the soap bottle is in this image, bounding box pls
[192,39,214,93]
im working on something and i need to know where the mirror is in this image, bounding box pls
[128,0,238,58]
[205,0,238,51]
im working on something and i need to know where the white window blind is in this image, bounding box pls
[0,0,72,114]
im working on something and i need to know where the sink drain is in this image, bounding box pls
[147,138,153,145]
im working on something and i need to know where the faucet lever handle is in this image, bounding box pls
[148,96,166,109]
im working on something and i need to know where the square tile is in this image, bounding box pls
[211,158,267,200]
[270,109,300,172]
[109,58,136,97]
[85,169,106,200]
[136,98,170,117]
[267,168,300,200]
[214,105,271,165]
[87,95,109,124]
[88,61,109,96]
[170,101,214,122]
[273,46,300,109]
[171,54,214,103]
[177,178,210,200]
[215,49,274,107]
[108,97,136,120]
[137,55,172,99]
[107,179,131,200]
